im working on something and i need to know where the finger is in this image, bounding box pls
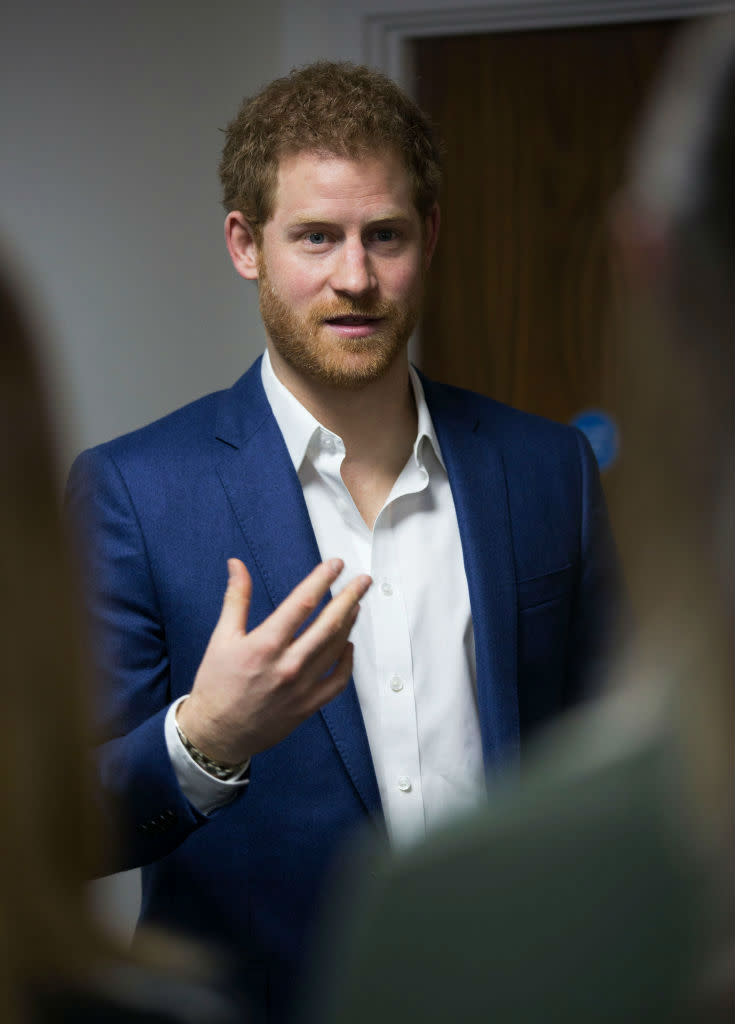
[308,642,355,713]
[292,602,360,685]
[261,558,346,646]
[289,574,371,665]
[215,558,253,638]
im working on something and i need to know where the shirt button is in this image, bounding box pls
[389,676,404,692]
[397,776,412,793]
[380,581,394,597]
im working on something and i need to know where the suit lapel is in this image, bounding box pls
[213,359,381,814]
[422,376,521,771]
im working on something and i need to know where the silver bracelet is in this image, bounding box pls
[175,720,248,781]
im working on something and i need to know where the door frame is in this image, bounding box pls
[281,0,731,86]
[363,1,730,86]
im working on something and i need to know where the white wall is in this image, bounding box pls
[2,0,283,471]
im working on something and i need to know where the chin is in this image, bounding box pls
[270,322,412,391]
[303,343,405,390]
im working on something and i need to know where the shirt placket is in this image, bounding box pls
[369,456,431,845]
[370,500,426,845]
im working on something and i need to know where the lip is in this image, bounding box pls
[323,316,384,338]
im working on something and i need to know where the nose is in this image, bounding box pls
[329,238,376,298]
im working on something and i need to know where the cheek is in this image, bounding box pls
[271,259,326,307]
[386,259,425,300]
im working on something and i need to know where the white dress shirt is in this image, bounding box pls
[167,351,485,845]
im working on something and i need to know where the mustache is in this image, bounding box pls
[308,299,398,321]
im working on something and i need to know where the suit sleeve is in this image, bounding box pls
[564,429,626,705]
[66,447,207,872]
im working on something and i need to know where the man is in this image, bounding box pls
[67,62,619,1021]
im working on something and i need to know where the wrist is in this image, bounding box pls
[175,699,249,777]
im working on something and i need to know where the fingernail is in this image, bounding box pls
[227,559,236,580]
[328,558,344,575]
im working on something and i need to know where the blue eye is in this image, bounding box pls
[375,229,396,242]
[307,231,327,245]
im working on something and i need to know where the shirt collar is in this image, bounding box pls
[261,348,324,470]
[260,348,446,473]
[408,362,446,471]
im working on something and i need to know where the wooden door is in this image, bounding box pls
[414,20,681,515]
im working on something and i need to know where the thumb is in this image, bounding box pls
[217,558,252,637]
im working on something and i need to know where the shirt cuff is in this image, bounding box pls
[164,696,250,815]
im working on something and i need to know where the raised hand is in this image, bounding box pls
[176,558,371,765]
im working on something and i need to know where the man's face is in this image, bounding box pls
[254,149,437,390]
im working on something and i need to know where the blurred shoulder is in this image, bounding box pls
[29,962,247,1024]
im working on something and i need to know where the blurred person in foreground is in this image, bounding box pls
[0,261,243,1023]
[65,61,621,1022]
[309,16,733,1024]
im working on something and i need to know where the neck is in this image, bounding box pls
[267,344,417,469]
[268,345,418,529]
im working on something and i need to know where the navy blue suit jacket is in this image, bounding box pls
[67,357,619,1020]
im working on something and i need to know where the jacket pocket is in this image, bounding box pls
[518,564,573,610]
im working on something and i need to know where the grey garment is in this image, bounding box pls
[29,961,249,1024]
[309,698,713,1024]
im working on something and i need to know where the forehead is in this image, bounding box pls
[271,149,416,222]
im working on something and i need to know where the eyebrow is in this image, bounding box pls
[285,213,414,232]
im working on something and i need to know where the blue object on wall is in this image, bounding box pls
[570,409,620,471]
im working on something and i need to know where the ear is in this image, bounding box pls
[225,211,260,281]
[422,204,441,271]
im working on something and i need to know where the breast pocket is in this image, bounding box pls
[517,565,574,737]
[518,564,573,610]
